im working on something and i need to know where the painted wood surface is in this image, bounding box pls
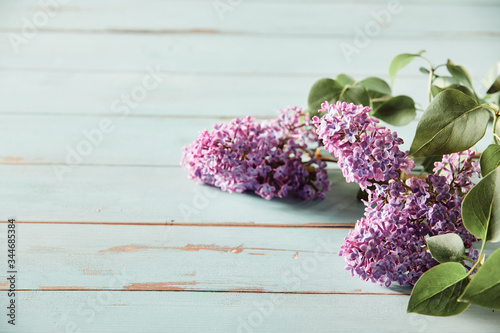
[1,0,498,36]
[0,222,498,331]
[2,33,498,77]
[0,166,365,224]
[1,0,499,332]
[0,223,496,293]
[0,71,436,117]
[0,224,395,293]
[0,114,419,166]
[6,291,500,333]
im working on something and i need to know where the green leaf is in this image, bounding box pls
[447,59,474,90]
[430,85,443,98]
[497,116,500,145]
[419,67,430,74]
[427,233,465,263]
[307,78,344,117]
[432,77,474,100]
[488,79,500,94]
[459,248,500,309]
[336,73,356,86]
[409,89,490,157]
[433,76,459,88]
[482,63,500,94]
[462,167,500,242]
[480,144,500,177]
[389,50,425,85]
[407,262,470,316]
[371,95,416,126]
[431,84,476,100]
[360,77,392,96]
[339,85,370,106]
[453,85,476,101]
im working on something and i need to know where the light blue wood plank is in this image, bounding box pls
[0,112,494,167]
[1,224,494,293]
[0,166,364,224]
[2,291,499,332]
[0,0,498,36]
[0,115,218,166]
[0,114,420,166]
[1,33,498,77]
[0,224,402,294]
[0,70,435,117]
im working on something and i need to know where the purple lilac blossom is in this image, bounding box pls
[339,152,479,287]
[181,107,330,200]
[312,101,480,287]
[312,101,414,190]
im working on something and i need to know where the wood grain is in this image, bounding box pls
[3,291,499,333]
[0,224,403,294]
[0,114,419,166]
[0,70,434,117]
[1,0,498,37]
[1,33,498,77]
[0,166,365,224]
[1,1,499,331]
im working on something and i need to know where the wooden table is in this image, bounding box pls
[1,0,499,331]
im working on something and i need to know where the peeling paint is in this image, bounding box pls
[293,252,299,259]
[2,157,25,164]
[99,243,315,256]
[230,246,243,254]
[182,243,243,253]
[83,269,114,275]
[100,245,150,253]
[124,281,198,290]
[100,243,246,254]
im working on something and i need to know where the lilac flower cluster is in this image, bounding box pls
[339,153,479,286]
[312,101,480,287]
[181,107,330,200]
[312,101,414,190]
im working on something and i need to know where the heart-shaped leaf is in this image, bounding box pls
[336,73,356,86]
[407,262,470,316]
[307,78,344,117]
[431,84,476,101]
[482,63,500,94]
[480,144,500,177]
[410,89,490,157]
[389,50,425,85]
[339,85,370,107]
[360,77,392,96]
[371,95,416,126]
[433,76,459,88]
[462,167,500,242]
[427,233,465,263]
[447,60,474,90]
[459,248,500,309]
[420,67,430,74]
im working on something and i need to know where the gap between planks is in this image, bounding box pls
[0,220,355,228]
